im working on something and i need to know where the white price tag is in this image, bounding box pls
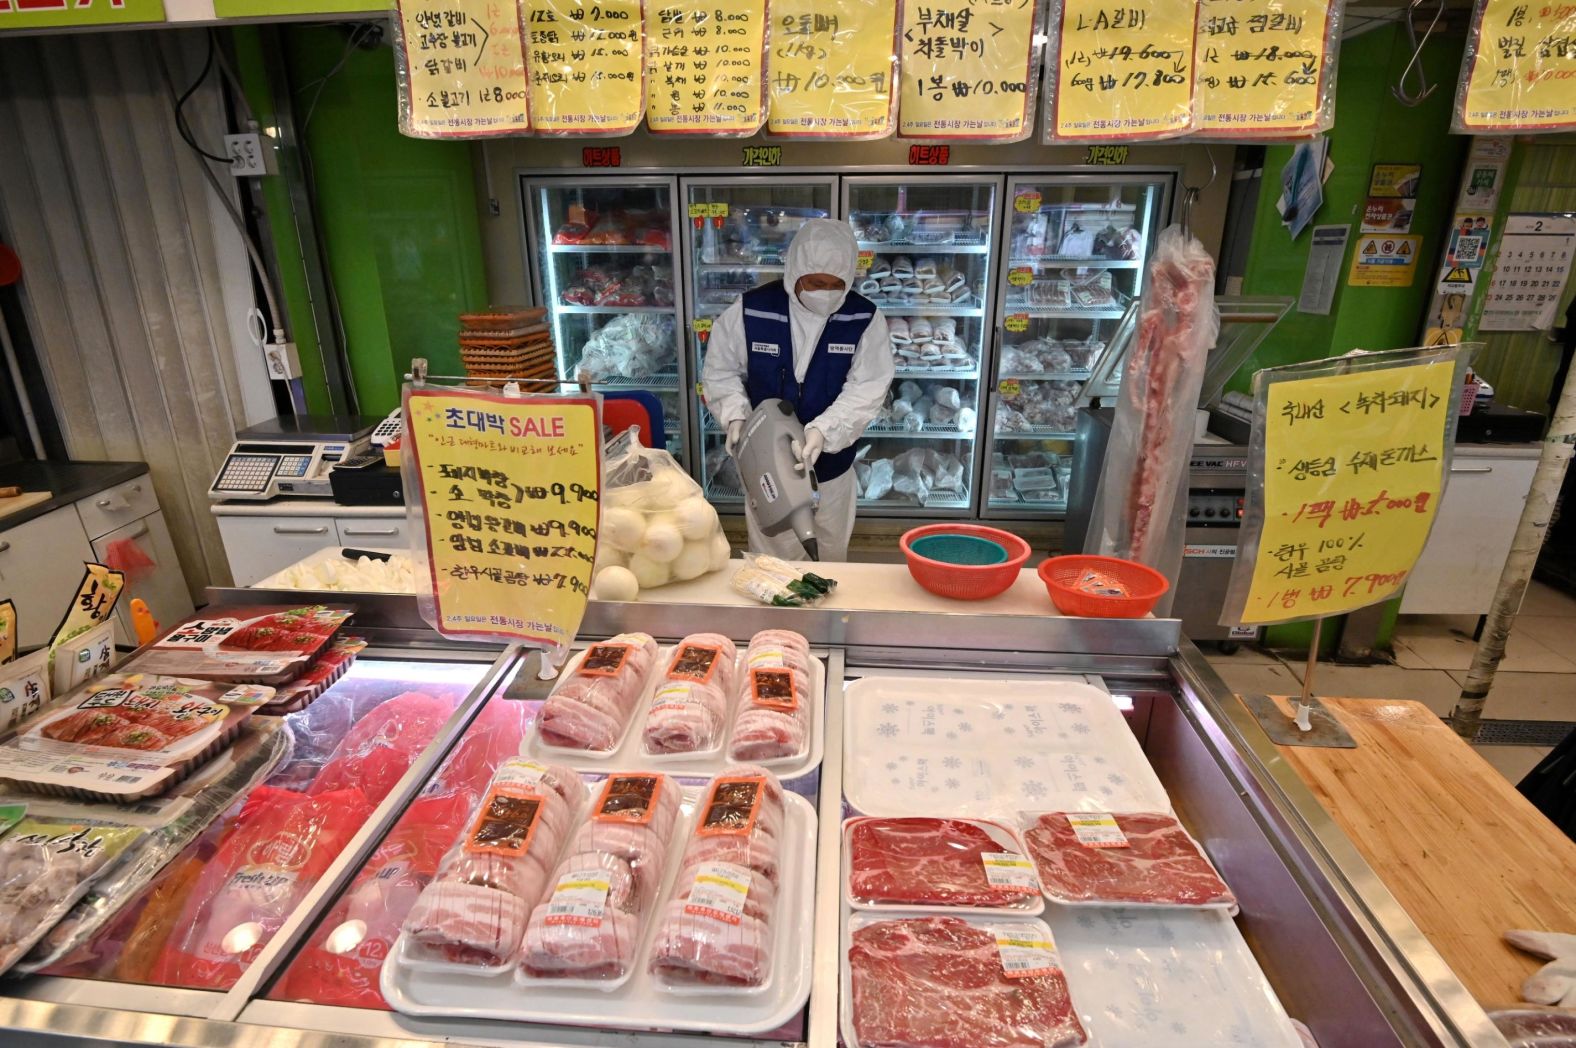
[493,758,551,791]
[683,861,751,926]
[1067,813,1129,848]
[994,930,1058,979]
[648,681,703,716]
[981,851,1038,891]
[544,867,610,927]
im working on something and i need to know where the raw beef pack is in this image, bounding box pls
[124,605,354,685]
[1023,812,1235,909]
[847,817,1039,910]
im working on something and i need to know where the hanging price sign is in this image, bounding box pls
[897,0,1040,141]
[394,0,532,137]
[521,0,644,135]
[766,0,898,138]
[645,0,768,134]
[1047,0,1196,142]
[1196,0,1339,138]
[1455,0,1576,133]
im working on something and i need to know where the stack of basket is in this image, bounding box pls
[458,306,554,387]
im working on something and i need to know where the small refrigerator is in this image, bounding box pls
[983,174,1171,517]
[522,176,687,466]
[680,176,838,506]
[842,175,1002,516]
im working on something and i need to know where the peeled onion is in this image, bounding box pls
[646,470,694,509]
[591,565,639,602]
[628,552,670,589]
[593,544,628,574]
[673,496,719,541]
[708,530,732,572]
[672,540,710,581]
[603,507,645,553]
[637,520,684,563]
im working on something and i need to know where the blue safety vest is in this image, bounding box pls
[740,281,877,482]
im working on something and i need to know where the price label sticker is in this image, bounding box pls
[998,379,1022,397]
[706,202,731,218]
[1004,313,1030,333]
[1007,267,1034,287]
[683,860,752,925]
[1068,813,1129,848]
[1014,191,1042,213]
[692,318,713,334]
[995,930,1058,979]
[857,250,874,270]
[981,851,1038,891]
[544,867,611,927]
[687,202,708,219]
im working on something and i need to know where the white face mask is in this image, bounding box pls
[796,288,843,316]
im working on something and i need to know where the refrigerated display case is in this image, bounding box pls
[843,176,1001,515]
[986,175,1170,517]
[522,177,687,465]
[681,176,838,506]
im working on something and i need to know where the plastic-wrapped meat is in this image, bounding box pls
[866,459,895,500]
[42,710,135,745]
[520,773,680,981]
[539,633,658,752]
[643,634,738,755]
[309,690,457,804]
[849,819,1038,908]
[0,819,144,977]
[728,631,812,762]
[1022,812,1236,908]
[849,917,1087,1048]
[650,767,785,987]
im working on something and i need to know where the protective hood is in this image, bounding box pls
[784,218,859,312]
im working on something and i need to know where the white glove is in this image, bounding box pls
[791,428,825,473]
[1506,930,1576,1006]
[725,420,744,458]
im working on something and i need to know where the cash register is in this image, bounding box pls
[208,415,381,500]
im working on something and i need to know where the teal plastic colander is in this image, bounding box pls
[909,533,1009,566]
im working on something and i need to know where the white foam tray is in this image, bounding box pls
[382,791,818,1035]
[842,816,1044,917]
[522,644,826,779]
[843,675,1170,818]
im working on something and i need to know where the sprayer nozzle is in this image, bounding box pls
[801,536,820,562]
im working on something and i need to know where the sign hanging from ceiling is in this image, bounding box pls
[1455,0,1576,133]
[0,0,162,30]
[896,0,1041,143]
[1195,0,1342,139]
[521,0,645,136]
[1045,0,1197,142]
[645,0,768,135]
[766,0,898,138]
[393,0,532,137]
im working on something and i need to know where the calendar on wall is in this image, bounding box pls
[1480,213,1576,332]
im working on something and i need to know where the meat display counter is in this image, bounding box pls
[0,580,1506,1047]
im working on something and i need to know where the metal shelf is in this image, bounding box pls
[1007,257,1141,270]
[862,424,973,440]
[580,375,680,391]
[860,493,972,510]
[548,244,672,255]
[996,371,1093,383]
[554,304,678,315]
[994,427,1077,439]
[878,305,983,317]
[990,495,1068,511]
[857,242,991,254]
[1001,306,1126,320]
[695,261,784,271]
[893,367,979,380]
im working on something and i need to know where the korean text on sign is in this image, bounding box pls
[766,0,898,138]
[898,0,1040,142]
[1196,0,1339,137]
[405,390,601,649]
[1235,362,1456,624]
[646,0,768,134]
[1047,0,1197,141]
[1456,0,1576,132]
[522,0,645,135]
[395,0,532,137]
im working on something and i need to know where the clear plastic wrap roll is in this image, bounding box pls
[642,634,739,755]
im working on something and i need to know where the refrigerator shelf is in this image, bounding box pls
[694,261,785,272]
[582,375,680,391]
[996,371,1093,383]
[856,242,991,254]
[878,305,984,317]
[893,367,979,380]
[990,495,1069,511]
[862,423,973,439]
[1008,257,1141,270]
[1001,307,1126,320]
[554,304,678,315]
[994,426,1077,439]
[547,243,672,255]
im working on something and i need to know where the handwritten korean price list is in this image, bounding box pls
[897,0,1040,141]
[404,390,601,648]
[645,0,768,134]
[1480,213,1576,331]
[394,0,532,137]
[522,0,645,135]
[1196,0,1340,138]
[1228,359,1462,625]
[1046,0,1197,142]
[766,0,899,138]
[1455,0,1576,133]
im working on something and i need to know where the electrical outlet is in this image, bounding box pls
[224,133,272,177]
[264,341,302,380]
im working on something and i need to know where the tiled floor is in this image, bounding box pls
[1204,579,1576,788]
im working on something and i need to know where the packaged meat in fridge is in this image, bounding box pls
[308,690,458,804]
[123,605,354,685]
[846,915,1087,1048]
[1022,812,1236,910]
[847,818,1040,911]
[538,633,659,753]
[151,786,376,989]
[649,765,785,989]
[519,772,681,984]
[259,636,366,715]
[401,758,587,971]
[642,634,738,755]
[727,631,813,763]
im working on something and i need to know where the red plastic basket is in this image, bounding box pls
[900,524,1032,601]
[1038,555,1169,618]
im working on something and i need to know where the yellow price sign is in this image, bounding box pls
[1007,267,1034,287]
[1004,313,1030,333]
[706,202,731,219]
[1049,0,1195,141]
[857,251,875,270]
[687,203,708,219]
[691,318,713,334]
[1233,360,1456,625]
[998,379,1021,397]
[766,0,897,138]
[395,0,532,138]
[521,0,644,135]
[1457,0,1576,132]
[645,0,768,134]
[1014,191,1042,213]
[404,389,601,648]
[1196,0,1336,137]
[896,0,1038,140]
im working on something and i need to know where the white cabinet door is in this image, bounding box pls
[1400,456,1540,615]
[0,506,97,650]
[336,518,409,549]
[92,513,195,646]
[217,515,337,587]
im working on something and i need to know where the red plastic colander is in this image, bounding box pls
[900,524,1032,601]
[1038,555,1169,618]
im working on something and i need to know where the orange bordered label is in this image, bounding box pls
[748,667,798,712]
[577,643,631,678]
[592,773,665,824]
[696,774,766,837]
[667,643,724,684]
[463,785,545,858]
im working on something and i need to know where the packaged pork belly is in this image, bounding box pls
[518,771,682,987]
[649,765,785,991]
[727,630,814,764]
[401,758,588,973]
[641,634,737,757]
[1021,812,1237,912]
[537,633,660,754]
[844,817,1042,915]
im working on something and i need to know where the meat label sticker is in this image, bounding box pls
[544,867,611,927]
[667,644,723,684]
[994,930,1058,979]
[593,774,664,824]
[683,860,751,925]
[465,786,544,857]
[1067,813,1129,848]
[697,775,764,836]
[578,644,632,678]
[492,758,552,791]
[748,668,799,712]
[649,681,707,717]
[981,851,1039,891]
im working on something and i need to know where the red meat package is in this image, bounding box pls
[727,630,813,763]
[642,633,738,755]
[259,636,367,715]
[847,818,1040,910]
[1022,812,1236,909]
[649,765,785,988]
[309,690,457,805]
[125,605,354,685]
[151,785,376,989]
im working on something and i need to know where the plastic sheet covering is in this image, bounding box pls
[1091,226,1218,605]
[765,0,899,139]
[1490,1008,1576,1046]
[1195,0,1343,140]
[645,0,770,135]
[520,0,645,136]
[1042,0,1196,143]
[596,426,730,595]
[896,0,1043,142]
[392,0,532,138]
[1453,0,1576,134]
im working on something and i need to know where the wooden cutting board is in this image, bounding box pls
[1248,694,1576,1007]
[0,490,53,521]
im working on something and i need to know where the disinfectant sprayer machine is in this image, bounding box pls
[734,398,820,560]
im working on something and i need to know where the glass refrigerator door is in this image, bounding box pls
[985,174,1170,517]
[844,176,1001,515]
[682,176,838,507]
[523,177,686,466]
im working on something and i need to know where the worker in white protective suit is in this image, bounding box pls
[702,219,893,562]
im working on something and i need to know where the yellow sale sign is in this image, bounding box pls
[1196,0,1337,137]
[766,0,898,137]
[1457,0,1576,132]
[897,0,1039,140]
[404,389,601,648]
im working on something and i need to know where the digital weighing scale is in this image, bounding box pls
[208,415,381,500]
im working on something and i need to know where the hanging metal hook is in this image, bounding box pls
[1180,147,1219,236]
[1393,0,1443,107]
